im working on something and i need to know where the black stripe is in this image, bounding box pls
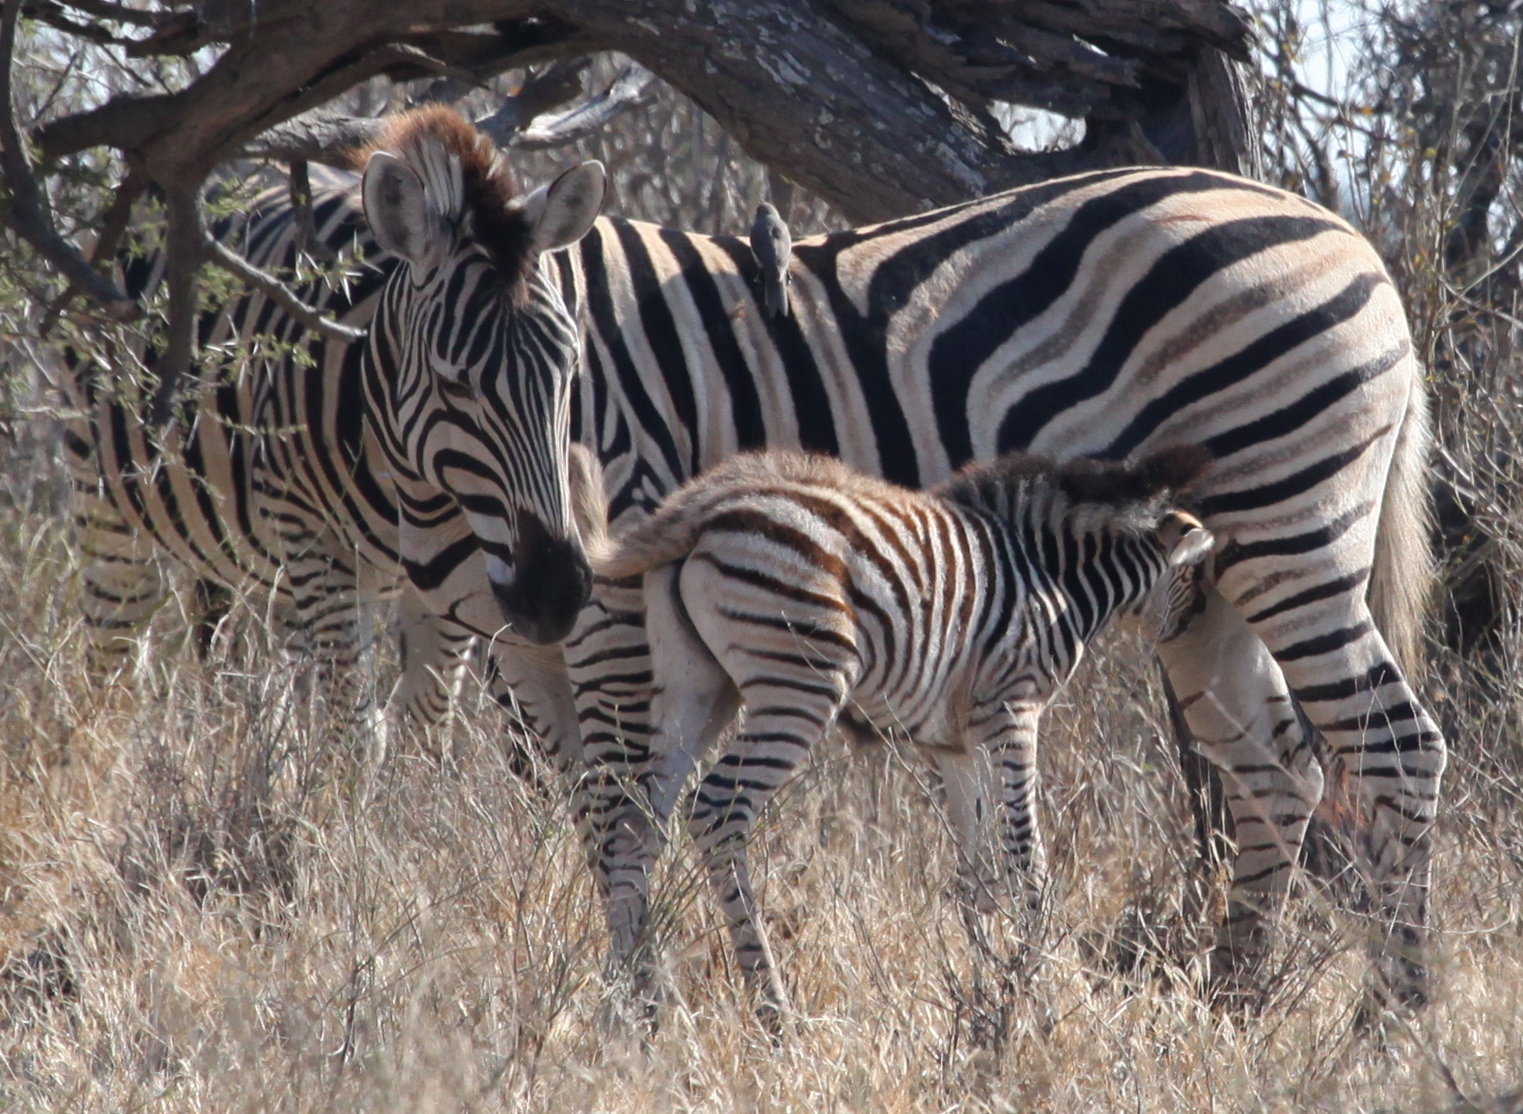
[1243,568,1370,625]
[663,230,767,450]
[613,221,700,476]
[579,225,685,483]
[1275,621,1373,662]
[1106,275,1392,459]
[1197,426,1389,517]
[1000,213,1347,454]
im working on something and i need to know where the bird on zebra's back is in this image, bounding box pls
[749,202,792,318]
[575,444,1214,1027]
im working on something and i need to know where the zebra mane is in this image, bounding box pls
[938,446,1210,531]
[351,105,536,288]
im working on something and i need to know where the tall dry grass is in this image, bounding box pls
[5,22,1523,1112]
[0,444,1519,1112]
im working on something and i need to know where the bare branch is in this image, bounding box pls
[149,184,203,425]
[28,0,1255,228]
[238,113,384,169]
[511,63,657,149]
[1,0,139,320]
[22,0,142,47]
[473,58,589,144]
[241,58,596,166]
[289,158,314,258]
[53,0,166,27]
[201,236,365,344]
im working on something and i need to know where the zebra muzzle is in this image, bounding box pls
[488,513,593,644]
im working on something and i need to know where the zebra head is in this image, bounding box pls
[359,108,607,645]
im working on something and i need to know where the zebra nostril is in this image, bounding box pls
[488,514,592,644]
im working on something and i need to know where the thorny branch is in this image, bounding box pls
[39,166,145,335]
[11,0,1256,415]
[239,58,616,166]
[149,182,202,424]
[201,237,365,345]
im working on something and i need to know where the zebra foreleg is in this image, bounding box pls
[279,546,384,765]
[1155,587,1323,1010]
[390,586,472,736]
[933,744,1004,916]
[481,638,582,790]
[72,502,169,683]
[983,701,1047,916]
[934,701,1049,923]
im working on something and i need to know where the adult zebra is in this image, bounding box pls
[356,107,1443,1013]
[59,149,598,766]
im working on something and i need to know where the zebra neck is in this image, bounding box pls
[557,214,840,499]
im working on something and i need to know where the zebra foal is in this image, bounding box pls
[577,445,1214,1021]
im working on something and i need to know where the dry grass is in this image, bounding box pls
[0,461,1520,1114]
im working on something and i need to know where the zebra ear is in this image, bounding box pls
[523,161,607,254]
[1159,510,1214,568]
[362,151,446,267]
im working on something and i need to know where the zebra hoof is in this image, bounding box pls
[754,998,790,1045]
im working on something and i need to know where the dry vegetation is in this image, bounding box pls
[5,12,1523,1114]
[1,495,1521,1112]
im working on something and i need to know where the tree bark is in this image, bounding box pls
[34,0,1255,224]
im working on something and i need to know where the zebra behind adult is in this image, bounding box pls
[578,445,1215,1023]
[351,108,1444,1015]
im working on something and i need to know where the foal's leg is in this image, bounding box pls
[681,588,858,1026]
[934,699,1046,916]
[604,564,740,1013]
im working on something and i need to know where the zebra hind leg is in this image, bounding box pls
[600,565,741,1032]
[1154,587,1324,1013]
[1248,597,1445,1019]
[683,656,856,1032]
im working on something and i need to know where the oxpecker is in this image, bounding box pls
[750,202,792,319]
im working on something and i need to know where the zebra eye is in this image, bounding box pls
[430,353,474,400]
[437,375,474,401]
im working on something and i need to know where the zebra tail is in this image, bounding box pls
[590,479,735,582]
[593,513,708,582]
[568,443,612,563]
[1367,369,1435,678]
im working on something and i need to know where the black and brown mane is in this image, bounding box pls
[938,445,1211,514]
[351,105,537,289]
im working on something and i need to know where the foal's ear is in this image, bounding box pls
[1157,510,1214,567]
